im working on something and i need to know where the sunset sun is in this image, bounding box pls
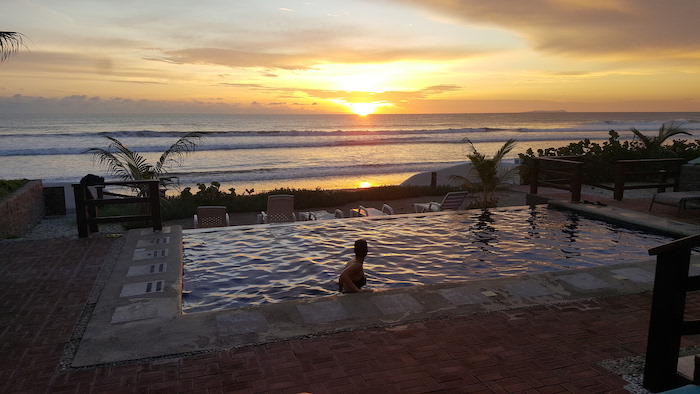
[349,102,382,116]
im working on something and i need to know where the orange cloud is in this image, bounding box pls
[147,46,489,70]
[396,0,700,61]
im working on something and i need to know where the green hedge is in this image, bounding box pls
[0,179,30,200]
[160,183,461,220]
[518,130,700,184]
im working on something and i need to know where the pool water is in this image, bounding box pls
[182,206,674,312]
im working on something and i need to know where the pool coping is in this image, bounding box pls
[71,204,700,368]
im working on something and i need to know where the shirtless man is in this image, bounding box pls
[338,239,374,293]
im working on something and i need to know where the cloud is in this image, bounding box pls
[0,94,325,114]
[146,49,316,71]
[217,81,461,103]
[146,46,489,70]
[394,0,700,60]
[295,84,462,104]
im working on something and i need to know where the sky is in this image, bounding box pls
[1,0,699,115]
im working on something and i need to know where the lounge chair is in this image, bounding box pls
[414,191,469,213]
[194,206,230,228]
[350,204,394,217]
[649,191,700,215]
[259,194,296,223]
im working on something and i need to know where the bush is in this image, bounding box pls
[518,130,700,185]
[160,183,461,220]
[0,179,29,200]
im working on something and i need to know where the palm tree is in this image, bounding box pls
[86,132,206,194]
[631,120,690,153]
[451,138,517,210]
[0,32,28,63]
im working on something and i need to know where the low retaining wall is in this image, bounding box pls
[0,180,45,239]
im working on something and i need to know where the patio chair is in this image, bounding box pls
[350,204,394,217]
[414,191,469,213]
[194,206,230,228]
[259,194,296,223]
[649,191,700,215]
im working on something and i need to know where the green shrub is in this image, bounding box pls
[0,179,30,200]
[518,129,700,185]
[160,183,461,220]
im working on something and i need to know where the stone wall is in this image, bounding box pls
[0,180,45,239]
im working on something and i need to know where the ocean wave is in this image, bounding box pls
[3,127,700,157]
[4,118,698,139]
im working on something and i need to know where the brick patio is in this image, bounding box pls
[4,233,700,393]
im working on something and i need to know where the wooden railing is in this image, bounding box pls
[529,157,584,202]
[72,180,163,238]
[610,158,684,200]
[644,233,700,392]
[529,157,685,202]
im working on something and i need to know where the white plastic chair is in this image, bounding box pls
[259,195,296,223]
[414,191,469,213]
[351,204,394,217]
[194,206,230,228]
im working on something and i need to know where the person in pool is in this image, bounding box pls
[338,239,374,293]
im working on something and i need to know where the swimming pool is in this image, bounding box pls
[182,206,674,312]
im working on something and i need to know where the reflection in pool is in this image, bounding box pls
[182,206,673,312]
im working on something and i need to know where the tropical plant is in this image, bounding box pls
[86,132,205,193]
[631,120,690,153]
[0,32,28,63]
[451,138,517,210]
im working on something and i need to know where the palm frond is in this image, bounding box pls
[0,32,29,63]
[86,136,154,181]
[105,136,154,179]
[658,120,690,141]
[85,147,133,181]
[492,139,517,162]
[155,132,206,176]
[630,127,654,147]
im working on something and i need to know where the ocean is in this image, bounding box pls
[1,112,699,194]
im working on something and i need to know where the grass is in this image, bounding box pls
[0,179,30,200]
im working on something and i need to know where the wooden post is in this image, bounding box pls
[658,170,668,193]
[86,187,99,233]
[72,184,89,238]
[149,180,163,231]
[614,162,625,201]
[529,158,540,195]
[430,172,437,188]
[571,163,583,202]
[643,247,691,391]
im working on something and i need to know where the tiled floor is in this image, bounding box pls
[3,234,700,393]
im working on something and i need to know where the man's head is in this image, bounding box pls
[354,239,368,258]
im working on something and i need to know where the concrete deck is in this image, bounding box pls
[4,191,700,393]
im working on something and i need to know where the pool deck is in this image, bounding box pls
[4,192,700,392]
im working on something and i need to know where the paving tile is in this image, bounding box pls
[371,293,423,315]
[297,301,350,324]
[501,279,555,297]
[216,311,268,334]
[610,267,655,283]
[437,286,492,305]
[557,272,611,290]
[111,299,170,323]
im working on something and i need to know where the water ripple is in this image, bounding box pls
[182,206,675,312]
